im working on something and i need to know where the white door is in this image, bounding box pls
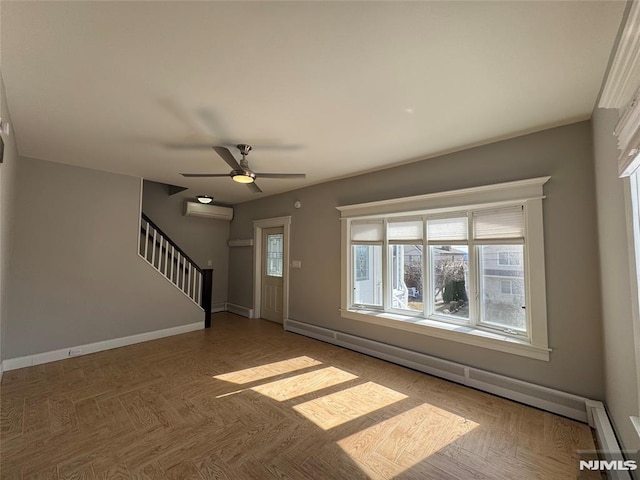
[261,227,284,323]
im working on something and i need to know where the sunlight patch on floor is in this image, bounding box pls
[337,402,479,479]
[293,381,408,430]
[251,366,359,402]
[213,356,322,384]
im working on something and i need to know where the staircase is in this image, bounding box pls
[138,212,213,325]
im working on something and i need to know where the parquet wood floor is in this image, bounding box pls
[1,313,598,479]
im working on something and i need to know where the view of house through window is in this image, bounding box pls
[479,245,526,331]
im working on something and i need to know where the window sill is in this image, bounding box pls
[340,309,550,361]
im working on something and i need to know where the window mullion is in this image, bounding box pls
[382,219,389,312]
[522,237,532,337]
[423,216,430,318]
[467,215,478,327]
[348,219,354,309]
[348,235,354,308]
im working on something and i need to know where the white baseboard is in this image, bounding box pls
[2,322,204,372]
[284,318,590,423]
[226,303,254,318]
[212,302,227,313]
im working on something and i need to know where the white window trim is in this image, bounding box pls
[338,177,551,361]
[624,172,640,421]
[598,0,640,434]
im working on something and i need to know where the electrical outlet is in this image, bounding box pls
[68,348,83,357]
[292,260,302,268]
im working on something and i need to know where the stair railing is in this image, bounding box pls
[138,213,212,324]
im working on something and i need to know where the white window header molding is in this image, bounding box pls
[599,0,640,109]
[615,89,640,176]
[598,0,640,177]
[336,177,550,219]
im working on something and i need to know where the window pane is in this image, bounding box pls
[266,233,283,277]
[390,244,423,312]
[431,245,469,320]
[353,245,383,306]
[479,245,526,331]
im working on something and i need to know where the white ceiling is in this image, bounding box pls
[1,1,626,204]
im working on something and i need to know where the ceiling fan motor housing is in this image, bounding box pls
[237,144,252,156]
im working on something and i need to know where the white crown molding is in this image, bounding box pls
[599,0,640,109]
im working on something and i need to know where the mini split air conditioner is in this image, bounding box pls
[184,202,234,221]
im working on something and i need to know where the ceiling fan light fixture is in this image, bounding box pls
[196,195,214,204]
[231,170,256,184]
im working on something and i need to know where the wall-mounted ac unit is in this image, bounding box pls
[184,202,234,221]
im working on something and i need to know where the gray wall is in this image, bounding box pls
[592,107,640,455]
[142,181,229,307]
[4,157,203,359]
[229,121,605,399]
[0,73,20,363]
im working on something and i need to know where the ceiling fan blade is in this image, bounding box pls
[255,173,306,179]
[247,182,263,193]
[213,146,242,170]
[166,143,218,150]
[180,173,230,178]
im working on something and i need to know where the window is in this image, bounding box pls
[266,233,283,277]
[498,251,521,266]
[351,222,383,307]
[630,170,640,395]
[479,244,526,332]
[389,219,423,313]
[501,280,513,294]
[338,177,550,361]
[354,245,370,281]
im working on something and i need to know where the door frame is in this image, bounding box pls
[253,216,291,322]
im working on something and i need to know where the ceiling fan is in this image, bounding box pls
[180,144,306,193]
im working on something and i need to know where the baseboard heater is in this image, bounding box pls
[284,318,589,422]
[284,318,634,477]
[585,400,633,480]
